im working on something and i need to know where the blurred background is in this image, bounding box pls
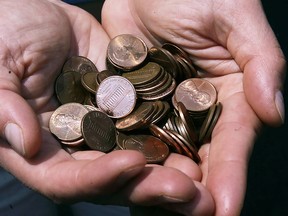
[75,1,288,215]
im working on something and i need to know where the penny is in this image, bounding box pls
[134,69,166,91]
[122,62,162,86]
[123,135,170,164]
[165,130,194,160]
[96,75,137,118]
[167,130,200,163]
[148,46,179,78]
[177,102,198,143]
[136,73,173,97]
[62,56,98,74]
[49,103,89,141]
[203,102,223,142]
[116,132,130,150]
[61,138,85,146]
[199,103,217,143]
[149,124,183,154]
[115,101,154,131]
[96,69,118,84]
[162,43,192,65]
[81,71,98,94]
[140,78,176,101]
[81,110,116,152]
[174,78,217,112]
[107,34,148,70]
[55,71,87,104]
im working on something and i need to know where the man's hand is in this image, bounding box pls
[102,0,286,215]
[0,0,213,214]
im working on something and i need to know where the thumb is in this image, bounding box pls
[0,90,41,158]
[228,1,286,126]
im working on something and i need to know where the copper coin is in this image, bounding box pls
[148,46,179,78]
[96,76,137,118]
[115,101,154,131]
[49,103,89,141]
[167,130,200,163]
[140,78,176,101]
[122,62,162,86]
[174,78,217,112]
[97,69,118,84]
[107,34,148,70]
[199,103,217,143]
[136,72,173,96]
[61,138,85,146]
[81,110,116,152]
[55,71,87,104]
[165,130,193,160]
[203,102,223,142]
[162,43,192,65]
[177,102,198,143]
[81,71,98,94]
[62,56,98,74]
[123,135,170,164]
[116,132,130,150]
[149,124,183,154]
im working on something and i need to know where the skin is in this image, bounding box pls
[101,0,286,215]
[0,0,214,216]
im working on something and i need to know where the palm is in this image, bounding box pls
[102,0,262,215]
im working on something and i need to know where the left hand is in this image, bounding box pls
[102,0,285,215]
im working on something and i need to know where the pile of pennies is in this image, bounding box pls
[49,34,222,164]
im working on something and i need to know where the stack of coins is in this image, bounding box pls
[49,34,222,164]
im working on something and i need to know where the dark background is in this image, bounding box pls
[77,1,288,215]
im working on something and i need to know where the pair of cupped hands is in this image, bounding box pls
[0,0,285,215]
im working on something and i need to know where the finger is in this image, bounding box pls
[116,166,198,206]
[162,153,202,181]
[130,181,214,216]
[0,129,146,203]
[0,88,40,158]
[225,1,286,126]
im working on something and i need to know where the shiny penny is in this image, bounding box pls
[49,103,89,141]
[107,34,148,70]
[96,75,137,118]
[174,78,217,112]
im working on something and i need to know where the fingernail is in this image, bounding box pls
[4,123,25,156]
[275,91,285,124]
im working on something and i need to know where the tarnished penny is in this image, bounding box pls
[49,103,89,141]
[174,78,217,112]
[107,34,148,70]
[62,56,98,74]
[96,75,137,118]
[55,71,87,104]
[148,46,178,78]
[81,110,116,152]
[123,135,170,164]
[122,62,162,86]
[81,71,98,94]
